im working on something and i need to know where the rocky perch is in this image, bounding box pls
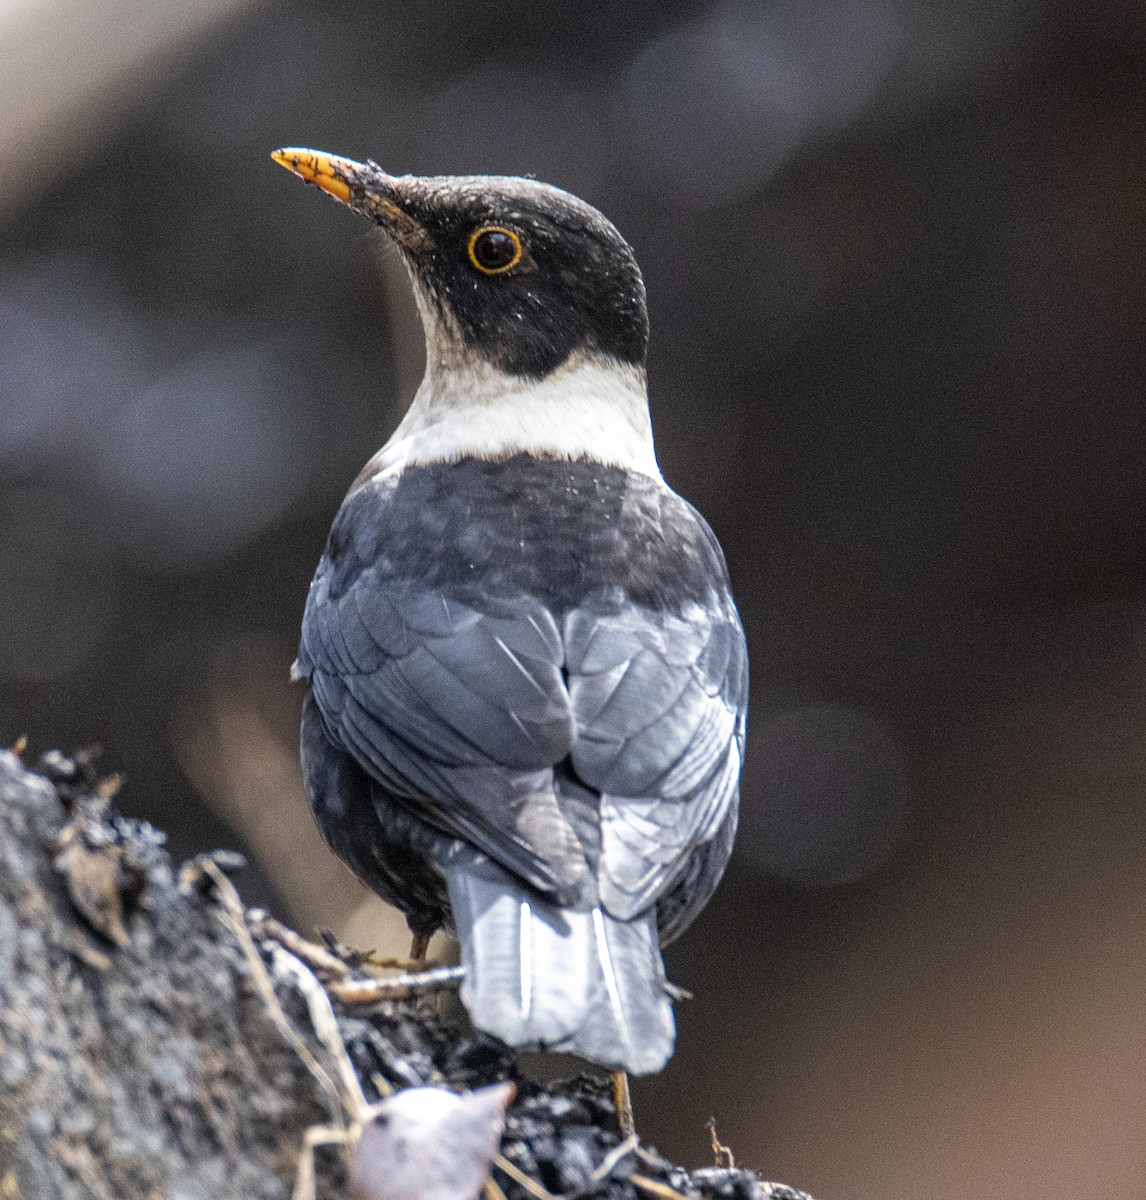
[0,748,815,1200]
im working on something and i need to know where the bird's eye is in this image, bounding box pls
[468,227,522,275]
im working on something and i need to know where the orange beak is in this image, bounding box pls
[271,146,432,253]
[271,147,359,205]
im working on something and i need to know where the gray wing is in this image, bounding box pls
[300,560,589,898]
[301,492,747,920]
[565,591,749,922]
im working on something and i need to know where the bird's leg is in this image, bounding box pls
[409,929,432,962]
[612,1070,635,1138]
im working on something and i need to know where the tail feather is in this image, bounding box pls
[447,856,675,1075]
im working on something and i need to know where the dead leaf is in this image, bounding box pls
[54,836,129,948]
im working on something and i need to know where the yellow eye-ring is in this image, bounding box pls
[468,226,523,275]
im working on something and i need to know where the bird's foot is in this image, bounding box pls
[248,912,457,1005]
[247,910,353,981]
[320,929,430,975]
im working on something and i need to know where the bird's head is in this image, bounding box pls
[272,148,648,381]
[273,148,658,475]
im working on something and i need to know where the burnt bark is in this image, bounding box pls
[0,748,814,1200]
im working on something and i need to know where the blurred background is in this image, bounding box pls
[2,0,1144,1194]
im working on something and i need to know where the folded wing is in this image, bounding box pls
[301,561,587,898]
[565,591,748,926]
[300,488,748,924]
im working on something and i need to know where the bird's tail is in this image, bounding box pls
[446,856,675,1075]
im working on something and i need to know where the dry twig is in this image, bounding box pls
[707,1118,735,1169]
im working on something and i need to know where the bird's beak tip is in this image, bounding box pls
[271,146,356,205]
[271,146,428,249]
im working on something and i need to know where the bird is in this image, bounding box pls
[348,1083,513,1200]
[274,146,749,1079]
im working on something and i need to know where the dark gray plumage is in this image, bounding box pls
[277,148,748,1075]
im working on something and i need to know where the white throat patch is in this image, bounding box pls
[364,294,661,480]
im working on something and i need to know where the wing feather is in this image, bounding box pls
[306,544,585,896]
[566,597,747,922]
